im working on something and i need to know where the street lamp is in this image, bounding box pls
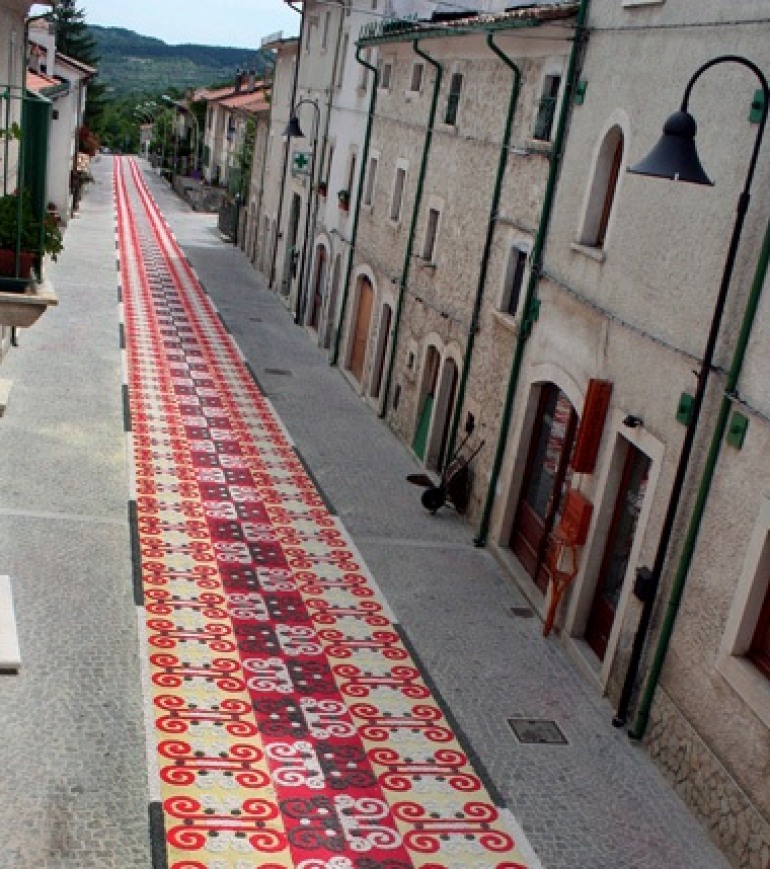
[283,98,320,326]
[615,56,768,734]
[163,94,200,175]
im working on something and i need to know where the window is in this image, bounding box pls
[390,166,406,222]
[336,34,348,87]
[378,59,393,90]
[422,207,440,262]
[503,247,527,316]
[346,153,357,199]
[410,62,424,93]
[445,73,463,126]
[533,74,561,141]
[580,126,624,249]
[322,11,331,49]
[364,155,378,206]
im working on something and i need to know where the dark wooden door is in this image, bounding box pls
[510,385,577,593]
[586,444,650,660]
[348,277,373,383]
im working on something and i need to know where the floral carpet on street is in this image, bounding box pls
[116,157,534,869]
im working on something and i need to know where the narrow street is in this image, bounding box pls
[0,155,730,868]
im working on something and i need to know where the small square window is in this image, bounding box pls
[379,60,392,90]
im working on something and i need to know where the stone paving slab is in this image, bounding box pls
[142,162,731,869]
[0,157,150,868]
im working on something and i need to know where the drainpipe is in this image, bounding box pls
[379,40,443,418]
[474,0,590,546]
[625,217,770,738]
[331,42,379,366]
[444,33,521,468]
[269,2,303,290]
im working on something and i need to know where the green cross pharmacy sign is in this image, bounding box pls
[292,150,311,176]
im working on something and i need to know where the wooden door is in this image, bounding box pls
[585,444,650,660]
[509,385,578,593]
[348,277,373,383]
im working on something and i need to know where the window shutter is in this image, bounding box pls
[571,379,613,473]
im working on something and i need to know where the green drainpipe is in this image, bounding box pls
[475,0,591,546]
[444,33,521,469]
[379,40,443,418]
[630,216,770,740]
[331,43,379,367]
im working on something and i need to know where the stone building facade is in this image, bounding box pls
[247,1,770,863]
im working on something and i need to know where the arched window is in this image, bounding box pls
[580,126,624,249]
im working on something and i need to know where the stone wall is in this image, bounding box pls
[647,689,770,869]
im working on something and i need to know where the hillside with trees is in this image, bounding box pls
[89,25,270,96]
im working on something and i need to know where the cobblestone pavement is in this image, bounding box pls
[0,155,732,869]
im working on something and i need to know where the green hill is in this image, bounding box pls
[89,25,271,96]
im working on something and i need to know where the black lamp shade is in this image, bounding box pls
[283,115,305,139]
[628,110,713,185]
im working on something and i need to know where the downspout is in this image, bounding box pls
[331,42,379,365]
[444,33,521,468]
[379,40,443,418]
[269,2,303,289]
[474,0,590,545]
[627,217,770,738]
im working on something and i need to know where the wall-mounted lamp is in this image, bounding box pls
[622,414,644,429]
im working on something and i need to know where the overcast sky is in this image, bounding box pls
[78,0,300,48]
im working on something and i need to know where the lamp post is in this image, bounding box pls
[614,55,768,735]
[163,94,200,175]
[283,97,320,326]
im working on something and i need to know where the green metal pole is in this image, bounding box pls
[630,217,770,739]
[379,40,443,418]
[331,43,379,366]
[444,33,521,469]
[474,0,590,545]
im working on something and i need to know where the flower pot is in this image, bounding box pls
[0,249,35,293]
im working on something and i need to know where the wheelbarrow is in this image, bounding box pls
[407,433,484,515]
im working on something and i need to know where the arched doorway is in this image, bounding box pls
[323,254,342,350]
[412,345,441,460]
[509,383,578,593]
[427,356,458,471]
[370,303,393,401]
[348,276,374,383]
[309,245,327,331]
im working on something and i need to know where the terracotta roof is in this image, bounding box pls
[219,91,270,113]
[26,69,69,98]
[56,51,97,77]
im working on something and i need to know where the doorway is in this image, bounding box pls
[283,194,301,297]
[348,276,373,383]
[509,384,578,593]
[585,443,650,660]
[309,245,327,331]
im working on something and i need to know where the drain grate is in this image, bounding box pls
[249,317,263,322]
[508,717,568,745]
[263,368,293,376]
[509,606,534,619]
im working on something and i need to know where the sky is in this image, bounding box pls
[78,0,300,49]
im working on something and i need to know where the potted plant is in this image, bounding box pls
[0,189,63,290]
[316,180,328,197]
[337,188,350,211]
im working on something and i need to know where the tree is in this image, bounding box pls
[47,0,106,128]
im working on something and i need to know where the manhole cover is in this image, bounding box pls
[508,718,568,745]
[264,368,293,376]
[509,606,534,619]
